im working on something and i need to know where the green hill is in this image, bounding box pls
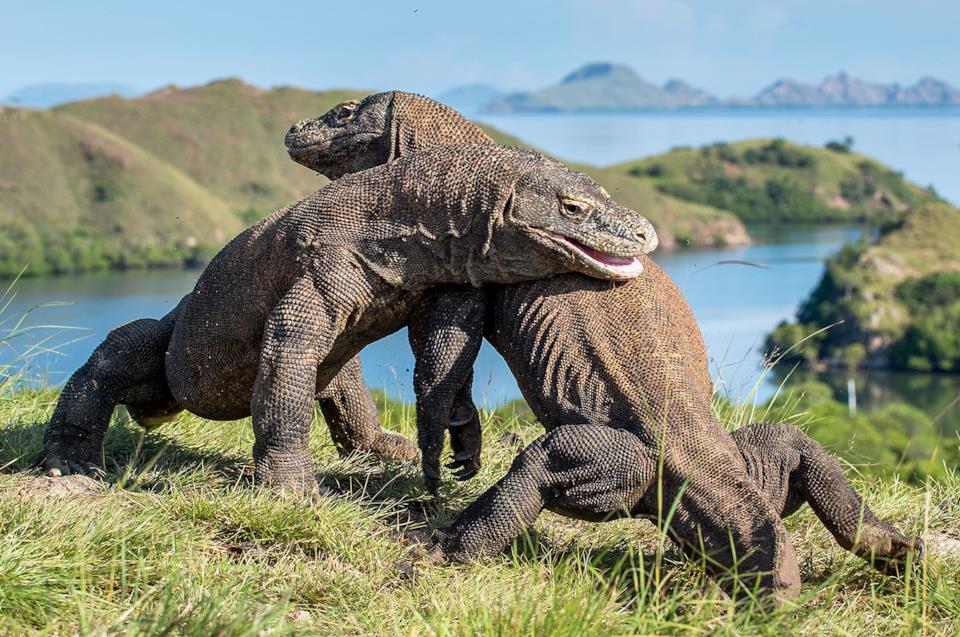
[0,107,242,277]
[58,80,367,217]
[621,138,935,224]
[767,201,960,372]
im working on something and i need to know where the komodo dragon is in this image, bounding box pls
[41,144,657,492]
[285,91,922,594]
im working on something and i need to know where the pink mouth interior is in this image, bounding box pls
[558,235,644,277]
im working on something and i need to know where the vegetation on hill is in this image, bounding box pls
[622,138,935,224]
[766,201,960,373]
[59,80,367,216]
[0,107,243,277]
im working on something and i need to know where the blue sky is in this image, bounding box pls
[2,0,957,98]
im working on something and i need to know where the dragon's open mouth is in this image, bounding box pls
[550,233,645,279]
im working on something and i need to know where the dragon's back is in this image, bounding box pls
[489,256,715,443]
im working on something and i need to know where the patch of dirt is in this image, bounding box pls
[12,474,103,498]
[924,531,960,559]
[825,194,851,210]
[861,250,913,280]
[722,161,744,176]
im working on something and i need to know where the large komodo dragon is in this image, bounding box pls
[285,91,922,595]
[41,144,658,492]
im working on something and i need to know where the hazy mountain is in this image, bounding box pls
[478,64,960,111]
[484,63,716,112]
[2,83,141,109]
[751,72,960,107]
[662,79,719,107]
[436,83,505,111]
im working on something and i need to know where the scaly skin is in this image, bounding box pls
[288,91,921,596]
[42,143,657,493]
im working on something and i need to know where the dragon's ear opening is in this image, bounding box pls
[387,92,404,162]
[502,190,516,221]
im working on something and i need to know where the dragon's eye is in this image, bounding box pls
[337,106,354,120]
[559,197,590,220]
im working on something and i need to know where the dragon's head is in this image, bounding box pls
[369,145,657,281]
[285,91,490,178]
[503,151,658,279]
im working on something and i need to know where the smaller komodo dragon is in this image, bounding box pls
[41,143,657,493]
[285,91,922,596]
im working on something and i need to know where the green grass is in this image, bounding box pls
[1,387,958,635]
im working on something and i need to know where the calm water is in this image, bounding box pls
[3,110,959,426]
[5,224,952,410]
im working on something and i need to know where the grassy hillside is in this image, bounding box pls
[767,201,960,372]
[59,80,368,217]
[621,139,935,224]
[0,107,242,277]
[1,388,958,635]
[478,124,748,248]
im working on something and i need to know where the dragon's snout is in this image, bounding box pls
[285,118,322,151]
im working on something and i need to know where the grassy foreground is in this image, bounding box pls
[1,390,959,636]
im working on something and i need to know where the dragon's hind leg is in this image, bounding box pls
[733,423,922,574]
[42,303,183,477]
[317,356,419,463]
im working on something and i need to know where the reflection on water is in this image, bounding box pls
[778,368,960,436]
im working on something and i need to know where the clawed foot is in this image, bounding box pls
[43,447,105,479]
[447,405,482,482]
[253,451,320,496]
[445,450,480,481]
[871,535,924,576]
[368,431,420,464]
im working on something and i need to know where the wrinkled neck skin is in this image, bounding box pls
[289,162,559,292]
[387,92,494,162]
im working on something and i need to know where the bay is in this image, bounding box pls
[3,108,959,426]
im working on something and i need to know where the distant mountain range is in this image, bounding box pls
[2,82,141,108]
[466,63,960,112]
[436,83,507,112]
